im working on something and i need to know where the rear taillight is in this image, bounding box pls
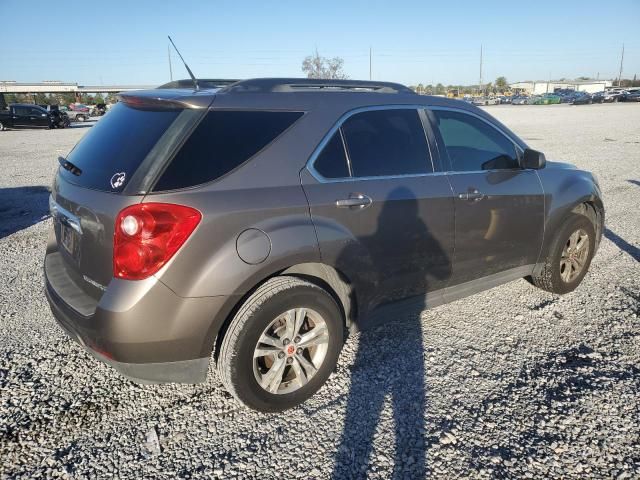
[114,203,201,280]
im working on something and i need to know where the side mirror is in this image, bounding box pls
[522,148,546,169]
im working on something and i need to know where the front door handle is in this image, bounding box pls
[458,189,485,201]
[336,193,372,209]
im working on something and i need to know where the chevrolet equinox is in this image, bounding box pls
[45,78,605,411]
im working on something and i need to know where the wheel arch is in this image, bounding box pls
[209,262,355,362]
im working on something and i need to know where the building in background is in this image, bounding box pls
[509,79,613,94]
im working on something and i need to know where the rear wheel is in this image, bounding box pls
[217,276,343,412]
[530,213,596,294]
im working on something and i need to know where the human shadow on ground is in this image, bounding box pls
[0,186,50,239]
[604,228,640,263]
[331,187,451,479]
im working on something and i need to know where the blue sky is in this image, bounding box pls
[1,0,639,87]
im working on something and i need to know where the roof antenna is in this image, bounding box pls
[167,35,199,91]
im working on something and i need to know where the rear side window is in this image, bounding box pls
[154,110,303,191]
[61,103,181,191]
[341,109,431,177]
[432,109,519,171]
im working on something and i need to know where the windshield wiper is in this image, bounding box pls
[58,156,82,176]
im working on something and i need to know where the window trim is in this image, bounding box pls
[426,106,527,174]
[307,105,437,183]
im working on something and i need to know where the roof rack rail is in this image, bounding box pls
[221,78,415,94]
[157,78,240,90]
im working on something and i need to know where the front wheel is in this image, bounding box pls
[217,276,343,412]
[530,213,596,294]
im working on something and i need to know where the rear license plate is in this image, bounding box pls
[60,223,77,256]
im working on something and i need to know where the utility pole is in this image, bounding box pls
[168,44,173,81]
[369,46,372,81]
[479,44,483,95]
[617,43,625,87]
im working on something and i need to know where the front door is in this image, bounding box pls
[301,107,455,314]
[428,108,545,286]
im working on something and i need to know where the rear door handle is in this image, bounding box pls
[336,194,372,209]
[458,189,485,201]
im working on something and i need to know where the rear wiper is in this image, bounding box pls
[58,156,82,176]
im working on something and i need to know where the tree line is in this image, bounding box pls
[2,92,118,106]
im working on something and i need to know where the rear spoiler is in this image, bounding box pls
[118,90,215,109]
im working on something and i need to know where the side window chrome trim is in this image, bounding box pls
[427,106,525,170]
[306,104,436,183]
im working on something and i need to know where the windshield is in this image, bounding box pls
[60,103,181,192]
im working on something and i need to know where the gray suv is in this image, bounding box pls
[45,78,604,411]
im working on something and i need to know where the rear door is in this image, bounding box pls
[29,107,49,127]
[301,107,454,312]
[427,108,544,286]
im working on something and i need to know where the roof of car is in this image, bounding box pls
[123,77,487,113]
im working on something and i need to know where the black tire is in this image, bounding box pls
[77,115,86,122]
[530,213,596,294]
[218,276,343,412]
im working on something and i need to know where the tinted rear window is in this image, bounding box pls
[154,110,303,191]
[314,131,350,178]
[61,103,180,191]
[341,109,432,177]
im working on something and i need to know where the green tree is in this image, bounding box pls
[94,93,105,104]
[435,83,445,95]
[495,76,508,91]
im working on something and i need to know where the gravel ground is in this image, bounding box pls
[1,104,639,479]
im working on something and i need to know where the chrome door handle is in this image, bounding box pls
[336,194,372,208]
[458,189,485,201]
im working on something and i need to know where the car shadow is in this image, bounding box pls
[604,228,640,262]
[69,122,95,129]
[331,186,451,479]
[0,186,51,239]
[627,179,640,188]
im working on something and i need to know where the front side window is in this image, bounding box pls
[341,109,432,177]
[432,110,519,171]
[14,106,30,116]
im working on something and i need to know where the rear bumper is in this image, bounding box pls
[45,253,236,383]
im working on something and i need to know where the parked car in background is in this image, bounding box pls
[602,91,625,103]
[69,103,91,112]
[91,103,107,116]
[64,108,91,123]
[497,96,512,104]
[534,94,561,105]
[621,89,640,102]
[571,93,592,105]
[591,92,605,103]
[39,104,71,128]
[0,103,54,130]
[511,96,528,105]
[45,78,604,411]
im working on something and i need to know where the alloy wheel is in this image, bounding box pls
[560,228,590,283]
[253,308,329,395]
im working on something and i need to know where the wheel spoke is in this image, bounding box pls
[575,236,587,251]
[294,308,307,338]
[295,353,318,376]
[297,324,329,349]
[260,356,287,393]
[291,357,309,388]
[568,231,580,250]
[258,332,283,349]
[253,346,280,358]
[284,309,296,341]
[560,260,572,282]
